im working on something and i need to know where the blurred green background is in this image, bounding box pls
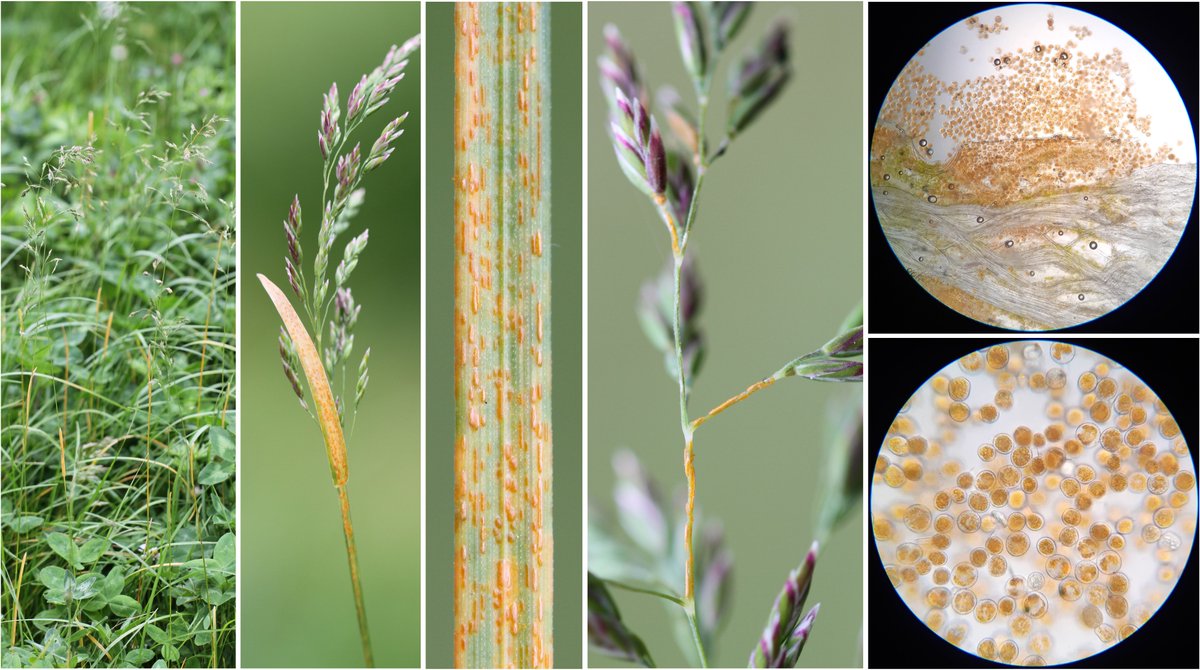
[240,3,420,667]
[425,3,583,668]
[588,3,863,668]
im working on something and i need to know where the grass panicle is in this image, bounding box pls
[637,256,704,392]
[749,544,819,668]
[259,34,421,669]
[726,23,791,139]
[588,4,861,668]
[589,574,657,668]
[710,3,752,50]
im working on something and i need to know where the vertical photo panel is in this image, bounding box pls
[240,2,421,667]
[1,1,236,667]
[587,2,863,668]
[426,2,583,667]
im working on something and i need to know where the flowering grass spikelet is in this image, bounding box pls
[749,543,820,668]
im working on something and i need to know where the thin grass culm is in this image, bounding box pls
[453,3,553,668]
[258,35,421,668]
[589,4,863,668]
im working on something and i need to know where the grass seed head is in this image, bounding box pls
[672,2,708,86]
[750,542,820,667]
[711,2,753,50]
[728,22,791,136]
[588,574,655,666]
[599,24,644,106]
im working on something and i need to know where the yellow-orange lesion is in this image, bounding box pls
[874,33,1184,209]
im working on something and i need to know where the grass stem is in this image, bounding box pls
[669,55,718,664]
[196,235,224,411]
[336,484,374,667]
[684,607,709,668]
[654,197,682,256]
[691,377,777,430]
[10,552,27,645]
[683,436,696,602]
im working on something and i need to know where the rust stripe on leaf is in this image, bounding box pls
[453,3,552,668]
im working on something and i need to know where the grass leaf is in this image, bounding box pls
[258,274,347,486]
[454,4,553,666]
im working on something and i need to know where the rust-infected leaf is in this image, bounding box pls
[453,3,553,667]
[257,273,348,485]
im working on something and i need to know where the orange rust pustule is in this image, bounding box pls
[453,3,552,668]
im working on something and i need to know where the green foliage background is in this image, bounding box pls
[587,3,864,667]
[425,2,584,667]
[1,2,236,667]
[240,2,420,667]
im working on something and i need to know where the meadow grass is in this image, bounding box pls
[258,30,418,668]
[1,3,236,667]
[590,4,862,667]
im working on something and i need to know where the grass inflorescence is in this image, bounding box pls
[258,32,421,669]
[1,3,235,667]
[589,3,863,668]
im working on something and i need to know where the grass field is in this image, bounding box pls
[1,3,236,667]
